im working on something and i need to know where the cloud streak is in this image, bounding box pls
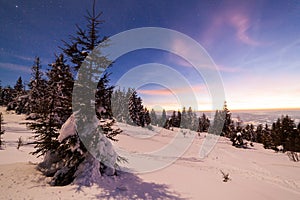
[200,3,262,47]
[0,62,31,73]
[138,84,206,96]
[229,13,261,46]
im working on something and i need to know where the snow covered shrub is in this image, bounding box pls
[220,170,230,182]
[287,151,299,162]
[17,136,23,150]
[230,132,247,148]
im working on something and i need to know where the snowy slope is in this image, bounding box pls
[0,107,299,199]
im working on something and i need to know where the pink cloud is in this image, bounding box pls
[229,13,261,46]
[200,5,262,47]
[138,84,206,96]
[138,88,172,96]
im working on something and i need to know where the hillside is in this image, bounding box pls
[0,108,299,199]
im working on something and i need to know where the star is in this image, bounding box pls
[15,5,18,8]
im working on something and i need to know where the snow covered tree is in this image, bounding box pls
[111,87,124,122]
[136,97,145,127]
[221,101,234,137]
[111,87,133,123]
[47,54,73,125]
[180,107,188,129]
[198,113,210,132]
[243,124,255,143]
[38,2,123,186]
[255,124,264,143]
[285,127,300,153]
[176,111,181,128]
[12,77,29,115]
[170,111,176,128]
[95,72,114,117]
[14,76,24,95]
[184,107,198,131]
[160,109,167,127]
[187,107,193,129]
[29,54,73,157]
[61,1,107,72]
[7,77,27,112]
[165,111,176,129]
[128,90,146,127]
[0,112,4,148]
[209,102,234,137]
[262,123,273,149]
[27,57,47,116]
[150,108,158,126]
[230,132,246,148]
[144,108,151,126]
[235,115,243,132]
[128,90,139,125]
[209,110,225,135]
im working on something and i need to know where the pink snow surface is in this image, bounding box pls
[0,107,299,199]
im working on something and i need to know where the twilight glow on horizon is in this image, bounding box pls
[0,0,299,111]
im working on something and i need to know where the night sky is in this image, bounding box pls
[1,0,300,110]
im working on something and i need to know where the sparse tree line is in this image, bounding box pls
[112,88,151,128]
[0,77,28,114]
[163,107,210,132]
[211,102,300,161]
[111,87,211,132]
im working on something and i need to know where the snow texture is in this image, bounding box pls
[1,107,300,199]
[58,113,77,142]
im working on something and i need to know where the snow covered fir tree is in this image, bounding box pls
[23,3,124,186]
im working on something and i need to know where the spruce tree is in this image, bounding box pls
[209,110,225,135]
[128,90,146,127]
[150,108,157,126]
[255,124,264,143]
[61,1,106,71]
[222,101,234,137]
[14,76,24,95]
[29,54,73,157]
[136,97,145,127]
[235,116,243,132]
[187,107,193,129]
[47,54,73,125]
[144,108,151,126]
[44,1,122,186]
[5,76,28,114]
[14,76,29,114]
[160,109,167,127]
[2,86,14,107]
[198,113,210,132]
[128,90,139,125]
[111,87,133,123]
[181,107,188,128]
[111,87,123,122]
[27,57,47,116]
[262,123,273,149]
[170,111,177,128]
[176,111,181,128]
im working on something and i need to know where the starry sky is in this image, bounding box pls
[1,0,300,111]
